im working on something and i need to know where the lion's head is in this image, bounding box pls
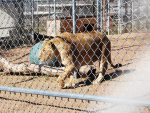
[39,39,55,62]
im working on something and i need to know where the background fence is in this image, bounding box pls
[0,0,150,113]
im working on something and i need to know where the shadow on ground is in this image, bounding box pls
[75,68,135,88]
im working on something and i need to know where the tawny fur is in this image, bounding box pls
[39,31,122,88]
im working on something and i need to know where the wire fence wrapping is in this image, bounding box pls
[0,0,150,113]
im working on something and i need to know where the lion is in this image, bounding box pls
[39,31,122,88]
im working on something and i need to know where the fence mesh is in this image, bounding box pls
[0,0,150,113]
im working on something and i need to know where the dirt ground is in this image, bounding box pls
[0,33,150,113]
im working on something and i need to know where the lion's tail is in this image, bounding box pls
[104,37,122,69]
[110,63,122,69]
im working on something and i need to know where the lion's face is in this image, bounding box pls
[39,40,55,62]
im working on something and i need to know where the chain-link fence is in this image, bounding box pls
[0,0,150,113]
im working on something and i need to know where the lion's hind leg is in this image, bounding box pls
[93,43,108,84]
[93,62,108,84]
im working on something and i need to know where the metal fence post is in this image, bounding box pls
[107,0,110,35]
[37,0,39,33]
[48,0,50,19]
[53,0,56,36]
[96,0,102,31]
[31,0,35,43]
[131,0,134,32]
[72,0,76,34]
[118,0,121,34]
[17,0,24,36]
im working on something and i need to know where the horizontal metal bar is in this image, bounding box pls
[0,86,150,107]
[24,12,61,16]
[0,27,15,29]
[37,4,92,7]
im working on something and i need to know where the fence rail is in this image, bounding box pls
[0,86,150,107]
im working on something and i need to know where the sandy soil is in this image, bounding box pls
[0,33,150,113]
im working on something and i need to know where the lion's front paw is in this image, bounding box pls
[63,76,77,89]
[57,77,65,88]
[63,83,75,89]
[93,74,104,85]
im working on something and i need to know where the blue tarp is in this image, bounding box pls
[29,41,43,64]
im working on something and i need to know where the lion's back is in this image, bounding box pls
[58,31,104,44]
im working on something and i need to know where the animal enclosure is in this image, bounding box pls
[0,0,150,113]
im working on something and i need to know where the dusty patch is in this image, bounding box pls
[0,33,150,113]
